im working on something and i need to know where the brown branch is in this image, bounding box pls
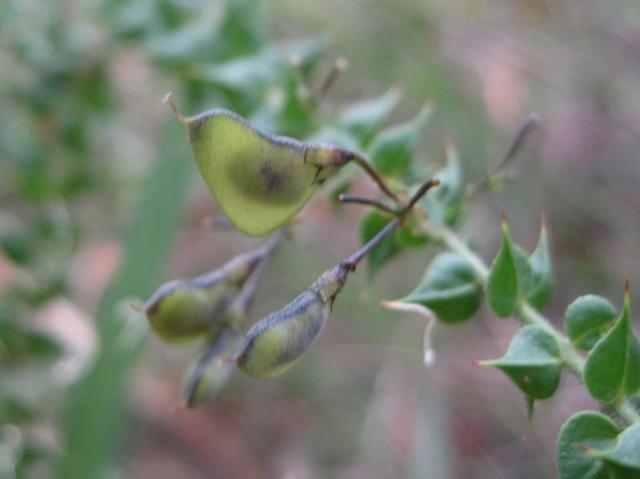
[337,194,399,216]
[342,177,440,268]
[350,154,401,203]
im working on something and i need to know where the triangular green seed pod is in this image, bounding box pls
[144,247,266,344]
[168,97,356,236]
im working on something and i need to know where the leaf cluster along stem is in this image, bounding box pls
[423,221,640,426]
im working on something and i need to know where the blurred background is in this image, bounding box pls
[1,0,639,478]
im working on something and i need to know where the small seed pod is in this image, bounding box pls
[144,248,266,344]
[236,265,348,379]
[181,326,238,408]
[167,97,356,236]
[180,234,282,405]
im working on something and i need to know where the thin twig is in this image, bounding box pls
[350,153,401,203]
[316,57,349,97]
[406,178,440,210]
[163,91,190,124]
[467,113,539,197]
[344,218,400,267]
[337,194,399,216]
[497,113,540,172]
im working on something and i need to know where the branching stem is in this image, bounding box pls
[342,178,440,269]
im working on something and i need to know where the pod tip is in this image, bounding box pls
[163,91,189,124]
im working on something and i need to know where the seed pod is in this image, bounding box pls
[236,265,347,379]
[144,248,266,344]
[181,326,238,408]
[171,102,356,236]
[180,232,282,404]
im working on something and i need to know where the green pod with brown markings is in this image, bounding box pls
[144,248,265,344]
[178,106,357,236]
[236,265,347,379]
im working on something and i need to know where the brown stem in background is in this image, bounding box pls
[316,57,349,97]
[467,113,539,197]
[497,113,540,172]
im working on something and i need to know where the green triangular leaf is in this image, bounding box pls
[584,290,640,403]
[565,295,616,351]
[527,220,553,310]
[420,144,465,227]
[337,88,402,146]
[557,411,619,479]
[401,252,482,323]
[367,103,433,176]
[487,222,519,318]
[188,48,282,97]
[482,326,561,399]
[147,21,221,67]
